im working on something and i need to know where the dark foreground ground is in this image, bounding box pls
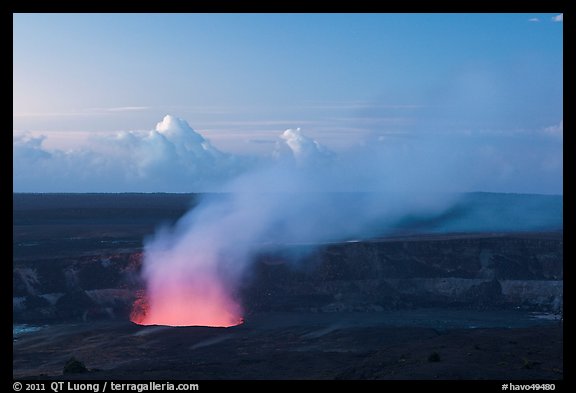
[14,312,562,380]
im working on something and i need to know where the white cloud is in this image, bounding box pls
[12,118,338,192]
[552,14,563,22]
[13,115,253,192]
[12,115,563,195]
[544,120,563,138]
[154,114,223,161]
[274,128,334,166]
[13,133,51,161]
[528,18,540,22]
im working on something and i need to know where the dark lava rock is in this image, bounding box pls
[56,291,95,320]
[24,295,51,310]
[63,357,88,374]
[428,352,441,362]
[13,231,563,323]
[464,279,504,308]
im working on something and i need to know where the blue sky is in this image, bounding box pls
[13,13,563,193]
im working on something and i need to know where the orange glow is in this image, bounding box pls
[130,291,149,325]
[130,274,243,328]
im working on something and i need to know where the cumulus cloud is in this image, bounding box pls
[150,115,228,168]
[13,115,252,192]
[12,116,339,193]
[552,14,563,22]
[528,18,540,22]
[273,128,334,166]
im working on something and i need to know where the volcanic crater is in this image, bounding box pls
[13,193,563,380]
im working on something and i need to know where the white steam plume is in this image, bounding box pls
[133,122,468,326]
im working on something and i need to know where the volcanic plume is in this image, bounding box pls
[130,121,351,327]
[130,116,481,327]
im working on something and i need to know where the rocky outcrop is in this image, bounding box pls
[243,234,563,314]
[13,234,563,323]
[13,253,142,323]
